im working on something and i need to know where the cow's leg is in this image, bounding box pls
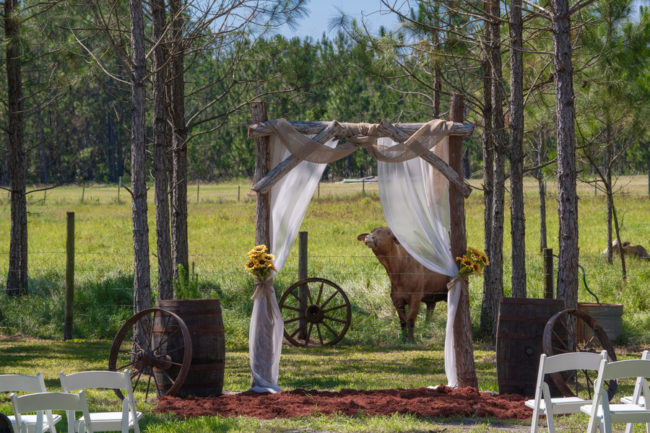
[391,295,408,335]
[406,296,421,343]
[424,302,436,323]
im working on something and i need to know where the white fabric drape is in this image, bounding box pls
[377,137,461,387]
[248,134,333,393]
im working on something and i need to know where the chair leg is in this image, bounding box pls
[546,412,555,433]
[530,410,539,433]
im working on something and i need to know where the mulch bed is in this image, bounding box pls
[155,386,532,420]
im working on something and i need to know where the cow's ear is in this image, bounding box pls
[392,235,400,245]
[357,233,368,242]
[623,241,631,246]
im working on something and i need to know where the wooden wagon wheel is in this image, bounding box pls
[109,308,192,401]
[279,278,352,347]
[543,308,617,400]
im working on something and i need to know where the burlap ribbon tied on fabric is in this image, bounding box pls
[251,277,275,301]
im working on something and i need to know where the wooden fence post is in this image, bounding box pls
[64,212,74,340]
[448,94,478,389]
[118,176,122,203]
[196,179,200,203]
[543,248,554,299]
[298,231,308,339]
[238,185,241,202]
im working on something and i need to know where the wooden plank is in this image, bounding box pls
[248,120,474,139]
[375,120,472,198]
[251,121,345,193]
[448,94,478,389]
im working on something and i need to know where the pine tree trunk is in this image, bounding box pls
[552,0,579,314]
[605,124,614,264]
[129,0,151,322]
[152,0,173,300]
[5,0,28,296]
[169,0,188,282]
[509,0,526,298]
[480,0,496,337]
[432,3,441,118]
[488,0,506,334]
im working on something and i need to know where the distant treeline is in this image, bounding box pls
[0,2,647,185]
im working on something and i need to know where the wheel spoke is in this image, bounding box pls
[163,345,186,355]
[321,320,339,338]
[290,290,308,308]
[304,323,314,346]
[145,373,152,401]
[281,305,302,313]
[152,314,172,353]
[162,370,176,386]
[284,317,301,324]
[320,290,339,309]
[289,322,308,339]
[323,315,347,324]
[306,284,314,305]
[322,304,346,314]
[316,323,324,345]
[316,281,324,305]
[116,361,136,371]
[133,371,143,392]
[552,329,570,351]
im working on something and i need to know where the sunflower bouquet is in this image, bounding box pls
[245,245,277,281]
[456,247,489,278]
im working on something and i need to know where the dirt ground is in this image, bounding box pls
[155,386,532,421]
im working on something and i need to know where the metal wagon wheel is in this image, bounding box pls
[109,308,192,401]
[543,308,618,400]
[279,277,352,347]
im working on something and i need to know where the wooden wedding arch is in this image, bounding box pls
[248,94,478,388]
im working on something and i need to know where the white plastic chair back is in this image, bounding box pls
[584,358,650,433]
[0,374,60,433]
[526,350,607,433]
[623,350,650,433]
[59,371,140,433]
[11,391,93,433]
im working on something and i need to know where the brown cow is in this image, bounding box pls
[603,239,650,259]
[357,227,449,343]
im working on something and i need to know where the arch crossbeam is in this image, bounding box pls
[249,119,474,196]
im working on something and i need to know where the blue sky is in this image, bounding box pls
[275,0,649,40]
[276,0,403,40]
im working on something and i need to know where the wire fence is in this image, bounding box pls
[0,180,381,206]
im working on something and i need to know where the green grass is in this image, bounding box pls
[0,177,649,431]
[0,338,644,432]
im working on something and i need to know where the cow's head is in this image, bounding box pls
[357,227,399,254]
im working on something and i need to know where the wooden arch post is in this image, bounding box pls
[449,94,478,388]
[251,102,271,249]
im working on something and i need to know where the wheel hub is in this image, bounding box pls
[134,349,173,371]
[305,305,324,323]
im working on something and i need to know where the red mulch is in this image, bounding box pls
[155,386,532,420]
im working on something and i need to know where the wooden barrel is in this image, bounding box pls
[153,299,225,397]
[577,303,623,344]
[496,298,564,396]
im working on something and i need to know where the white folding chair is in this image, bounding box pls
[0,374,61,433]
[59,371,141,433]
[622,351,649,405]
[581,358,650,433]
[525,351,608,433]
[11,391,93,433]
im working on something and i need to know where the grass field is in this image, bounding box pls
[1,177,649,432]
